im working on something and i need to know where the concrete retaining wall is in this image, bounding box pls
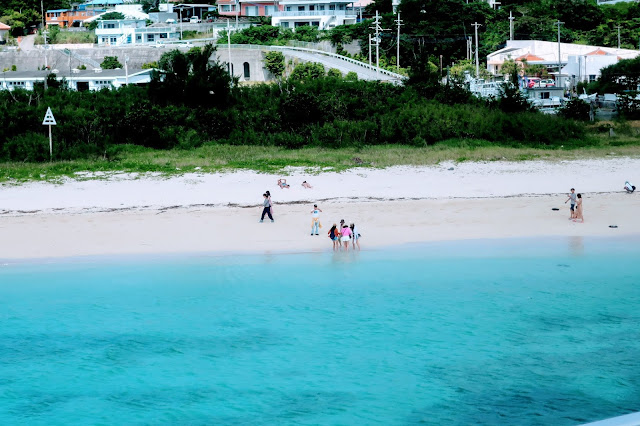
[0,47,270,82]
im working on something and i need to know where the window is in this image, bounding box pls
[309,5,315,10]
[329,5,335,10]
[136,35,142,41]
[147,34,155,42]
[264,6,275,14]
[589,75,596,82]
[298,6,305,11]
[286,6,291,11]
[102,37,109,43]
[160,33,167,38]
[339,4,344,9]
[222,5,230,11]
[243,62,250,79]
[110,37,117,43]
[540,92,550,99]
[281,21,289,28]
[105,23,115,29]
[245,6,258,16]
[319,5,325,10]
[311,21,319,26]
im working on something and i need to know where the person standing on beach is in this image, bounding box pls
[340,224,352,251]
[350,223,361,251]
[565,188,577,219]
[573,194,584,223]
[259,193,274,222]
[328,224,339,250]
[310,204,322,236]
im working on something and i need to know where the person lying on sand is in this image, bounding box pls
[302,181,312,189]
[277,179,290,189]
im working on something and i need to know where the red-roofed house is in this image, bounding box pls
[515,53,545,62]
[0,22,11,43]
[586,48,610,56]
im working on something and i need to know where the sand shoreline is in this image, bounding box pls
[0,195,638,260]
[1,159,638,260]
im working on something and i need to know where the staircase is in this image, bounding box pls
[61,48,101,69]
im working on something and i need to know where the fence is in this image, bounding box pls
[156,40,405,82]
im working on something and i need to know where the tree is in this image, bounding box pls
[150,43,236,107]
[597,56,640,93]
[289,62,325,81]
[100,56,122,69]
[559,98,591,121]
[327,68,343,78]
[264,51,285,78]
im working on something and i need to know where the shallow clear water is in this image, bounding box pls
[1,237,639,425]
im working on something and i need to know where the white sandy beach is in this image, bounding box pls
[0,158,639,259]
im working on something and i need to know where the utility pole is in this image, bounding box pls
[368,34,372,66]
[235,0,239,30]
[472,22,482,78]
[554,20,563,88]
[615,24,621,48]
[395,12,403,69]
[227,19,232,75]
[509,10,514,41]
[370,11,389,81]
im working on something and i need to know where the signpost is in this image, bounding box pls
[42,107,56,160]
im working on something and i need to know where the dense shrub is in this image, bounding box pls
[0,71,589,162]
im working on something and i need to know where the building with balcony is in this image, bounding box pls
[271,0,357,29]
[95,19,180,45]
[45,8,102,28]
[217,0,278,17]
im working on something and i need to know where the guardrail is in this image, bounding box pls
[156,40,406,82]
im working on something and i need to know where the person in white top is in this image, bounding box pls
[310,204,322,235]
[350,223,361,250]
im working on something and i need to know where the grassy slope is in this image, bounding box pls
[1,134,640,183]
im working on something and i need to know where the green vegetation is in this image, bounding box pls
[34,26,95,45]
[100,56,122,70]
[264,51,285,78]
[2,140,640,183]
[0,45,605,171]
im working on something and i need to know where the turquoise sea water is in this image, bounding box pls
[1,237,639,425]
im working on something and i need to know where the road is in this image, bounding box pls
[279,47,400,82]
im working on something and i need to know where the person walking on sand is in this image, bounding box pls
[328,224,340,250]
[266,190,273,216]
[350,223,361,251]
[565,188,577,219]
[259,193,274,222]
[340,224,352,251]
[573,194,584,223]
[310,204,322,236]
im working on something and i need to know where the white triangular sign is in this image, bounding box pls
[42,107,57,126]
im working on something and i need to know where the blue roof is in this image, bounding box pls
[82,0,124,5]
[47,9,69,12]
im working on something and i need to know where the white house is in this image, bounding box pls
[95,19,180,45]
[486,40,640,87]
[0,69,155,91]
[0,22,10,43]
[271,0,357,30]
